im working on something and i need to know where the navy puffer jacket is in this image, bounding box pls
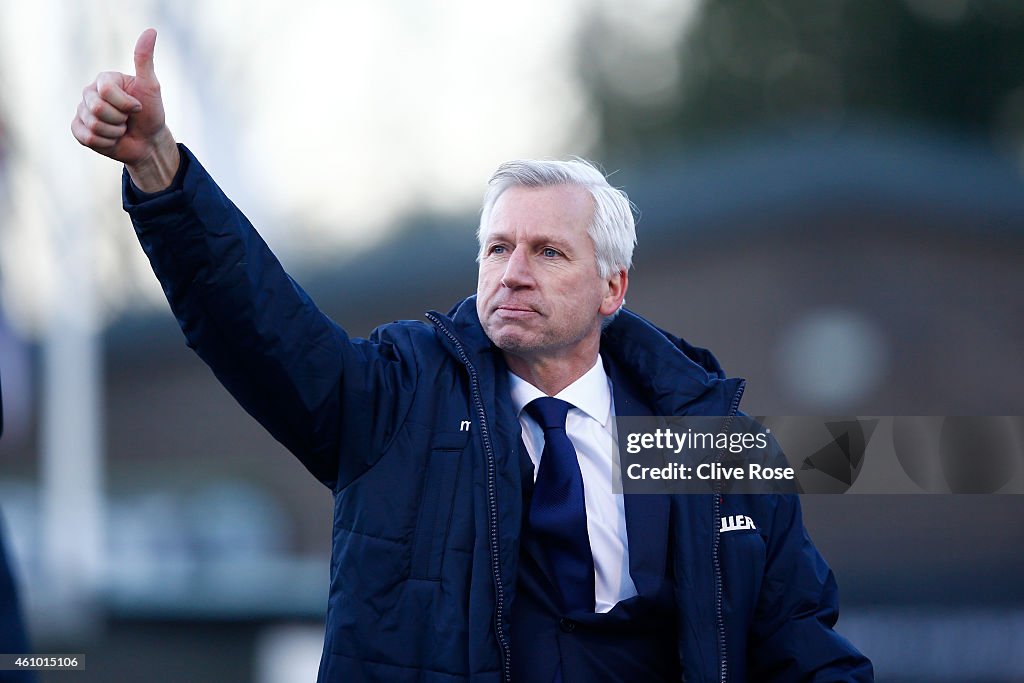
[125,146,872,682]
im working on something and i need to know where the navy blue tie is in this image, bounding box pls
[526,397,595,613]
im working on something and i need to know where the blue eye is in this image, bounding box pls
[543,248,559,257]
[491,245,506,254]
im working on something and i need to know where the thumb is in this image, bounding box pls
[133,28,158,81]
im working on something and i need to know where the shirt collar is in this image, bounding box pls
[507,355,611,427]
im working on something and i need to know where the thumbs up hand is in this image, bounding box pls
[72,28,180,192]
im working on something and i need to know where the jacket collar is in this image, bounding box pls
[432,295,744,418]
[600,307,744,417]
[434,295,496,357]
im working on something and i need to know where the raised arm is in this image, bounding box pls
[72,30,416,489]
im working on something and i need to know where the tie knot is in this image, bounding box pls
[525,397,573,432]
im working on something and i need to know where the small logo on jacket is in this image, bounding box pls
[720,515,756,533]
[459,420,471,432]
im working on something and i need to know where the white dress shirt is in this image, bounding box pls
[508,355,638,613]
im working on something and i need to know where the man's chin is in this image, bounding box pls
[490,332,530,353]
[483,323,538,354]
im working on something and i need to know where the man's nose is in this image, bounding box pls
[500,246,535,289]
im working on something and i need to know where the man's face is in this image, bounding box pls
[476,184,624,363]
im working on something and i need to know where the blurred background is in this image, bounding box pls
[1,0,1023,680]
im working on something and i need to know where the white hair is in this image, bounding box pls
[476,158,638,280]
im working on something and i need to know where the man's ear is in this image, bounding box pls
[600,268,628,317]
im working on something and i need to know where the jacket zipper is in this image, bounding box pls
[713,380,746,683]
[426,312,512,683]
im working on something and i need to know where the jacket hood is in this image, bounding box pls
[434,295,744,417]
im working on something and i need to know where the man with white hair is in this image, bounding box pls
[73,29,871,682]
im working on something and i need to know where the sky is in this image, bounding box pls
[0,0,699,337]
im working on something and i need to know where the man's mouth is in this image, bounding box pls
[494,304,539,318]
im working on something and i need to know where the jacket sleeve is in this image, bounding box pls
[123,145,414,490]
[747,494,874,682]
